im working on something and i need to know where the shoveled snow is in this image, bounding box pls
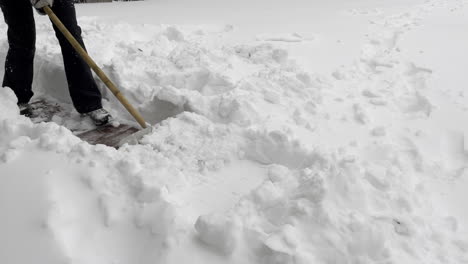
[1,0,468,263]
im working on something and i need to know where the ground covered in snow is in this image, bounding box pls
[1,0,468,263]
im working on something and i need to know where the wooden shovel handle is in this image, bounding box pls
[43,6,147,129]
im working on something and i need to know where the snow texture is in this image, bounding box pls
[1,0,468,263]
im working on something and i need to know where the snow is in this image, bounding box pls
[1,0,468,263]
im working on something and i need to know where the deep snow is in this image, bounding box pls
[1,0,468,263]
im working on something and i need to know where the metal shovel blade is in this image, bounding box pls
[77,124,140,148]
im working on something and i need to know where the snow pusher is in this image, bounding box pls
[42,6,151,148]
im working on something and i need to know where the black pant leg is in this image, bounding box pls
[0,0,35,104]
[50,0,102,113]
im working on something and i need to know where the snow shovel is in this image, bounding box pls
[43,6,151,147]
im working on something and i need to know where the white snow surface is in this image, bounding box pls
[1,0,468,263]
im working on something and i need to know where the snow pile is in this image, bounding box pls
[1,0,468,263]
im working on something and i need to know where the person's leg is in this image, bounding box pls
[50,0,102,114]
[0,0,35,104]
